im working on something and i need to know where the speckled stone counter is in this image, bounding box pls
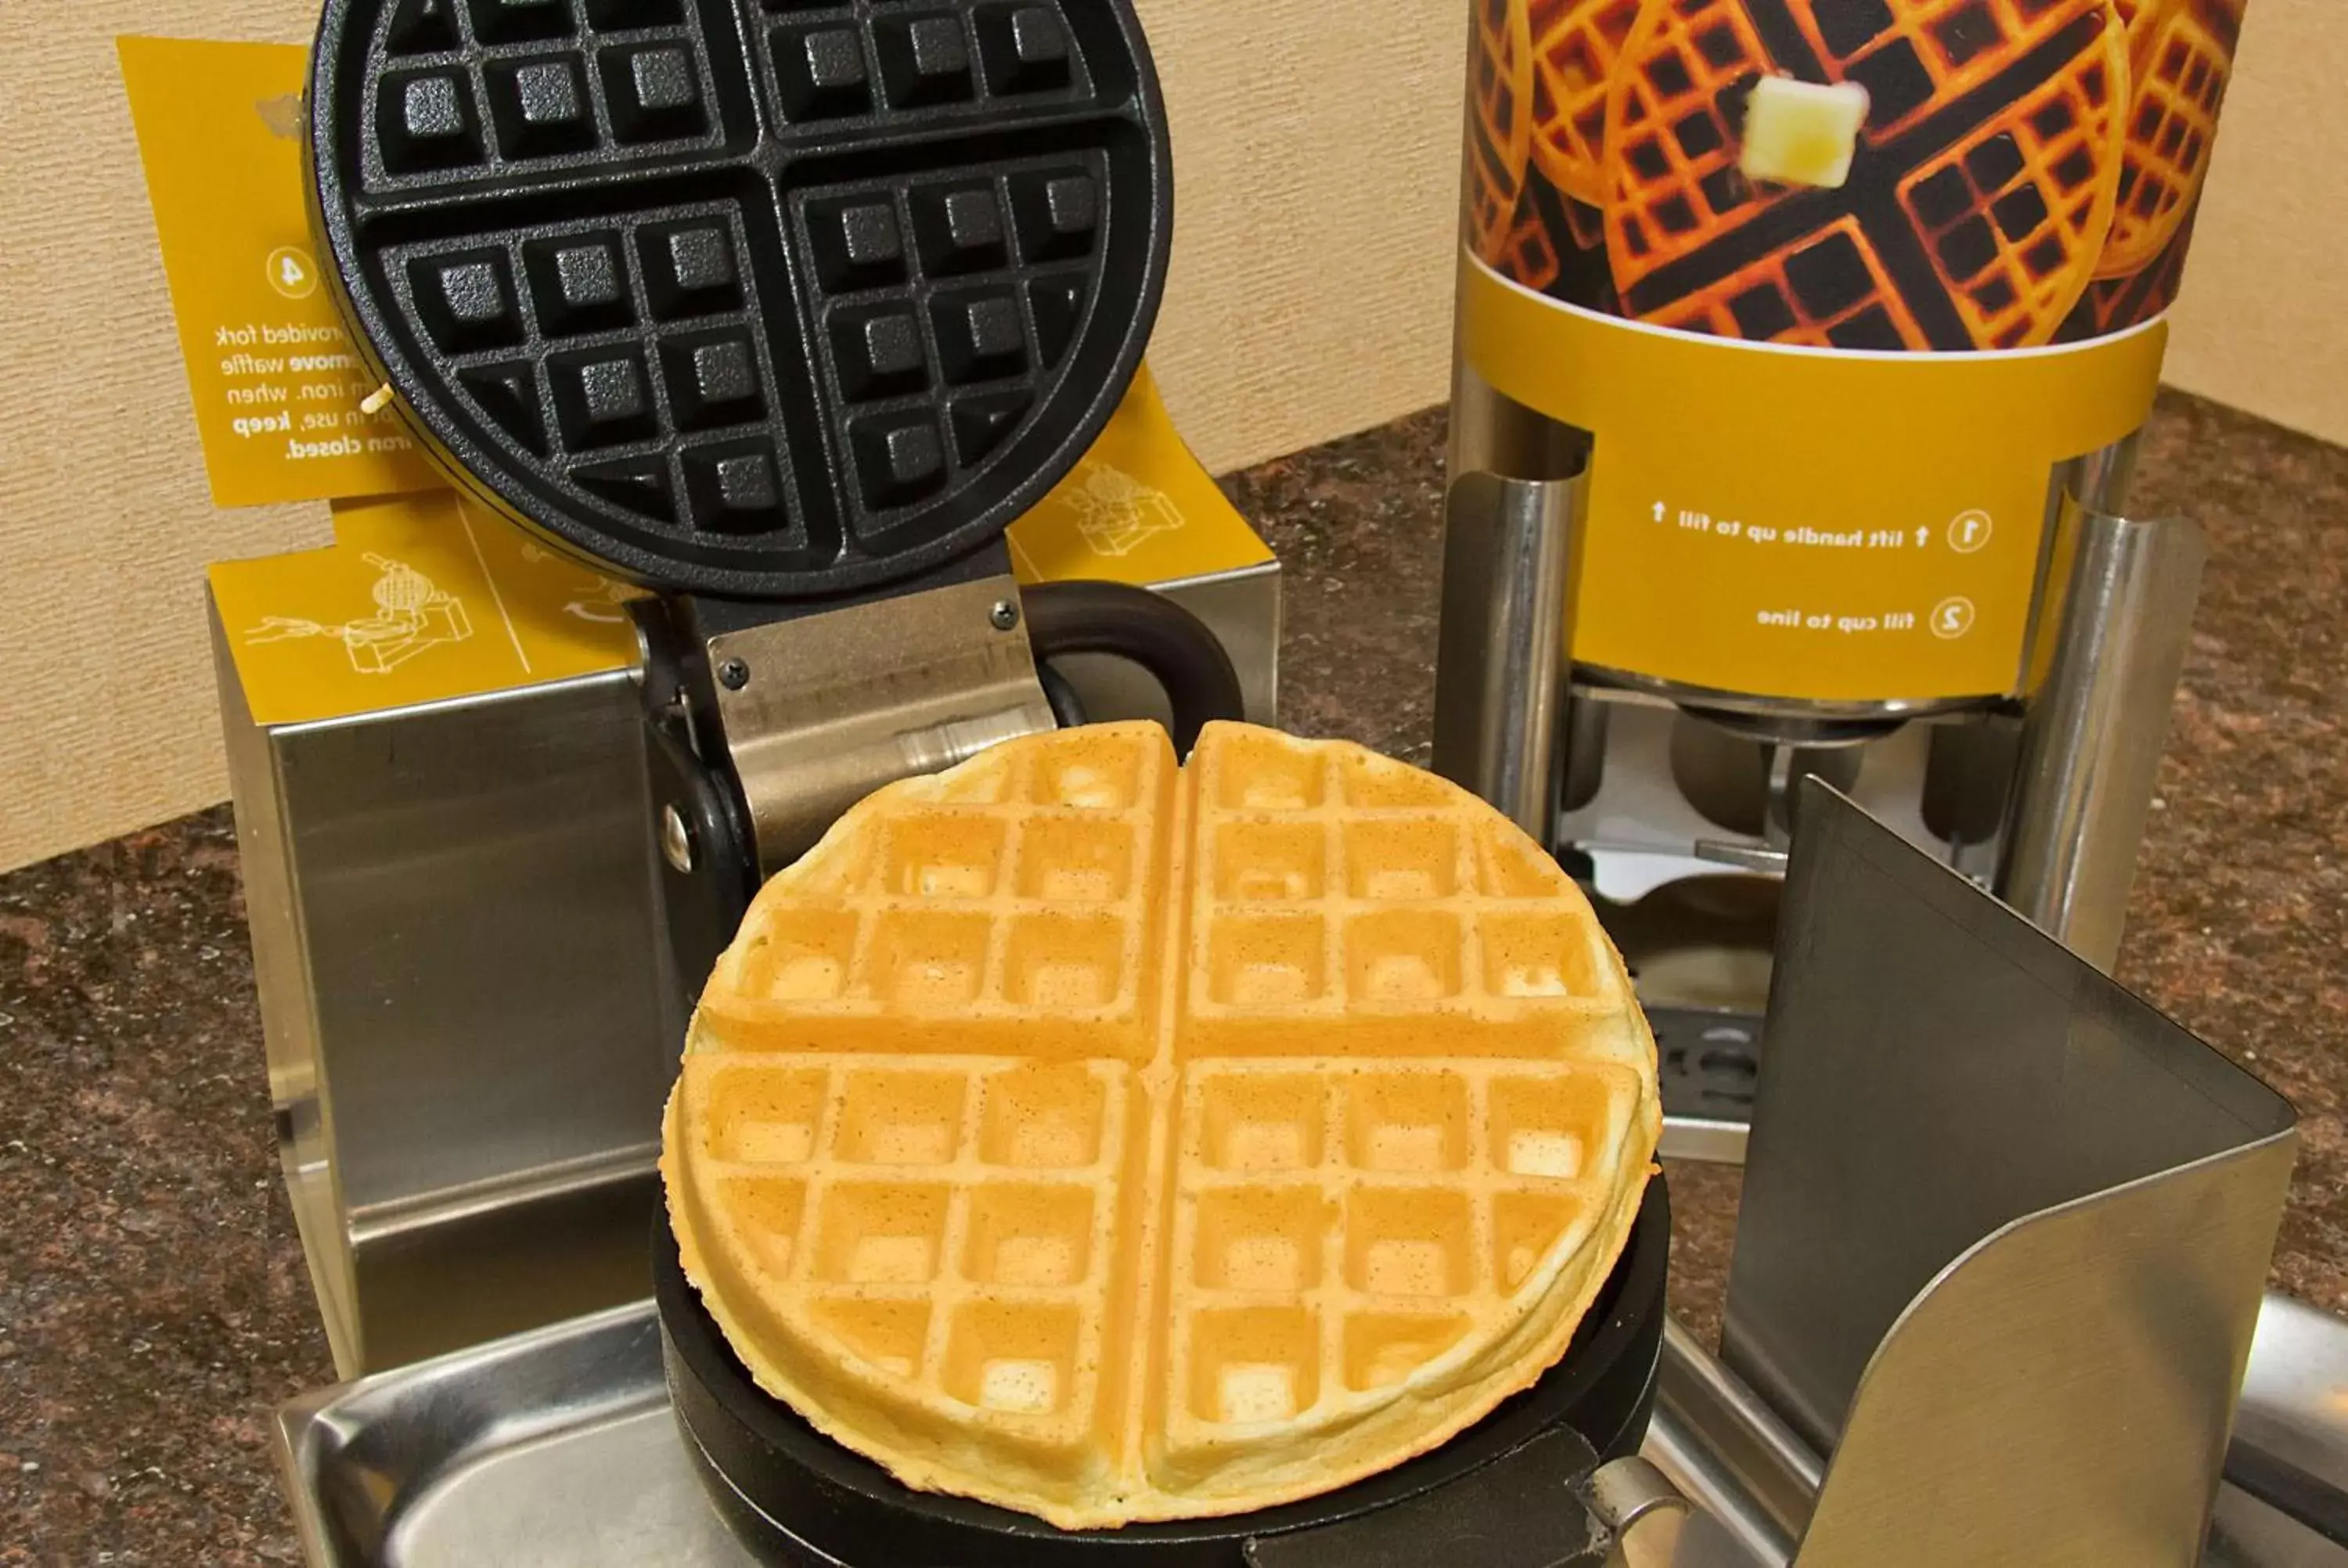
[2,388,2342,1563]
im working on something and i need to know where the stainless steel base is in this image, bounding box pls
[218,556,1280,1379]
[273,1295,2348,1568]
[215,593,682,1379]
[1648,1304,2348,1568]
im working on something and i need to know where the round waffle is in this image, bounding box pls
[2094,0,2244,278]
[664,721,1662,1529]
[1525,0,1641,205]
[1599,0,2128,351]
[308,0,1172,599]
[1467,0,1539,264]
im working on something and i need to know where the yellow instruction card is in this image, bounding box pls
[120,36,441,508]
[211,491,642,727]
[1008,365,1273,589]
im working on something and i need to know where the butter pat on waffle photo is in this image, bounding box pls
[661,721,1662,1529]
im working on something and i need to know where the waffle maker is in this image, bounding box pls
[307,0,1246,992]
[304,2,1673,1561]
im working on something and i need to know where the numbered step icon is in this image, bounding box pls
[1930,595,1978,640]
[1947,509,1993,554]
[267,246,319,300]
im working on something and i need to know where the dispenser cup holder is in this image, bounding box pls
[1646,783,2299,1566]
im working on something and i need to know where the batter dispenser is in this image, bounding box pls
[1434,0,2241,1085]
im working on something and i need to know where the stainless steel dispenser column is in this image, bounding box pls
[1431,465,1581,842]
[1996,505,2208,970]
[1434,365,1584,841]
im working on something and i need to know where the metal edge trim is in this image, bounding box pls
[1144,558,1284,596]
[263,664,643,739]
[213,592,369,1378]
[272,1401,346,1568]
[1659,1117,1750,1167]
[272,1300,673,1564]
[344,1141,661,1244]
[1572,664,2001,721]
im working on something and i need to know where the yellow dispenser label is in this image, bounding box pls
[119,37,440,507]
[1007,365,1274,589]
[1457,0,2249,700]
[1463,261,2163,701]
[210,491,642,727]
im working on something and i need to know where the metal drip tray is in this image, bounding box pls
[275,1291,2348,1568]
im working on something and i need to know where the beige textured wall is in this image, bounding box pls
[0,0,2339,870]
[2163,0,2348,448]
[0,0,1467,872]
[1,2,333,874]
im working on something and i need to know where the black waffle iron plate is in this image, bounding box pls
[654,1179,1670,1568]
[308,0,1172,599]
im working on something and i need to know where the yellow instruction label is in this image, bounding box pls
[119,36,440,508]
[211,491,641,727]
[1461,258,2163,703]
[1008,365,1274,589]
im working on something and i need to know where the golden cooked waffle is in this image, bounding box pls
[665,721,1660,1529]
[1527,0,1643,203]
[2095,0,2242,277]
[1468,0,1540,264]
[1600,0,2127,350]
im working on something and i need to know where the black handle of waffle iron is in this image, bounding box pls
[1035,658,1089,730]
[1019,579,1245,755]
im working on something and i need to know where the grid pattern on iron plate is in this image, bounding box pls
[326,0,1146,582]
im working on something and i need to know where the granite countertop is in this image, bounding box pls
[2,389,2343,1563]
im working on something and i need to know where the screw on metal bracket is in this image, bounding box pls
[660,804,697,875]
[716,657,750,691]
[989,599,1021,631]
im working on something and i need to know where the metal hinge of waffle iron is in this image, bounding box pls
[636,538,1060,1014]
[1239,1437,1691,1568]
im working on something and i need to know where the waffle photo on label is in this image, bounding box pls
[1468,0,1540,263]
[662,721,1662,1529]
[2094,0,2243,277]
[1526,0,1643,205]
[1598,0,2130,351]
